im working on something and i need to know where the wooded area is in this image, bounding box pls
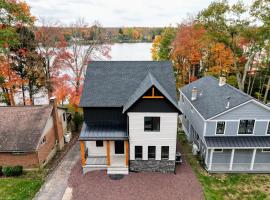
[152,0,270,103]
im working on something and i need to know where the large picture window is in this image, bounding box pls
[216,121,225,135]
[161,146,169,160]
[135,146,142,160]
[148,146,156,159]
[144,117,160,131]
[238,120,255,134]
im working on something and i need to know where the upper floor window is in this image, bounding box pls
[144,117,160,132]
[238,120,255,134]
[161,146,169,160]
[216,121,225,135]
[267,122,270,135]
[40,136,46,145]
[135,146,142,160]
[148,146,156,159]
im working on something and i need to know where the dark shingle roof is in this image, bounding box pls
[0,105,53,152]
[80,122,128,140]
[80,61,178,111]
[180,76,252,119]
[205,136,270,148]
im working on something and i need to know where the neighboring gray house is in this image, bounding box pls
[179,76,270,173]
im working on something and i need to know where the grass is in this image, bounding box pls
[178,133,270,200]
[0,170,46,200]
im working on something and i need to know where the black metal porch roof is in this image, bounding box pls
[205,136,270,148]
[79,123,128,141]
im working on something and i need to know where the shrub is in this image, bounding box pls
[2,166,23,177]
[73,112,83,131]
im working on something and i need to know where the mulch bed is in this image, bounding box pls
[68,158,204,200]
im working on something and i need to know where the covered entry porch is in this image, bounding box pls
[79,123,129,175]
[205,136,270,173]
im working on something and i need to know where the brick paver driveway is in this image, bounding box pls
[68,157,204,200]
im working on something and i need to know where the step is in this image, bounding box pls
[107,167,129,175]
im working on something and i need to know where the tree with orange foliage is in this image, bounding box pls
[53,74,71,106]
[35,18,68,100]
[171,23,206,87]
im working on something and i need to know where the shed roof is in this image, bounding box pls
[180,76,252,119]
[205,136,270,148]
[0,105,53,152]
[80,61,178,111]
[79,123,128,141]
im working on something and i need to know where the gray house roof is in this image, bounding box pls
[80,61,179,112]
[0,105,53,152]
[205,136,270,148]
[79,122,128,141]
[180,76,252,119]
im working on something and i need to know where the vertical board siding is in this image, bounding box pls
[254,150,270,164]
[86,141,107,156]
[212,149,231,164]
[128,112,178,161]
[233,149,253,164]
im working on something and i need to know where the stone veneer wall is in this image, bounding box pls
[129,160,175,173]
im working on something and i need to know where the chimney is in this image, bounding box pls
[219,76,226,86]
[191,87,198,101]
[50,97,64,150]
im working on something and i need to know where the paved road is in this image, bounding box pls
[34,142,80,200]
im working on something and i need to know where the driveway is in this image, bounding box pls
[68,157,204,200]
[34,142,80,200]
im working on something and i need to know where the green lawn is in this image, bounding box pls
[178,133,270,200]
[0,170,46,200]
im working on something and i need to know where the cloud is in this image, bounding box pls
[25,0,251,27]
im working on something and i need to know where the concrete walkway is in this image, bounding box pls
[34,142,80,200]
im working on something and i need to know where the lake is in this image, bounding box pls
[13,43,153,105]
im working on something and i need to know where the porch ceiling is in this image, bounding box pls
[205,136,270,148]
[79,123,128,141]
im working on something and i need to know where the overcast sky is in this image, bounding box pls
[25,0,250,27]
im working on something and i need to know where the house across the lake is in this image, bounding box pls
[79,61,181,175]
[0,98,68,168]
[179,76,270,173]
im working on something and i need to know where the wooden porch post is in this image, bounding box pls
[125,140,129,167]
[106,141,111,166]
[80,141,86,166]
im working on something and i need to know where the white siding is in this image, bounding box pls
[86,141,106,156]
[128,112,178,161]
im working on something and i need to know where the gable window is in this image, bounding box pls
[96,141,103,147]
[144,117,160,132]
[216,122,225,135]
[267,122,270,135]
[161,146,169,160]
[238,120,255,134]
[135,146,142,160]
[148,146,156,159]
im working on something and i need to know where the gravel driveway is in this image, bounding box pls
[68,157,204,200]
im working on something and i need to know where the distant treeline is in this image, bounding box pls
[34,26,167,43]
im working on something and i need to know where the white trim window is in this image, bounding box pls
[262,149,270,153]
[267,121,270,135]
[216,121,225,135]
[214,149,223,153]
[148,146,156,160]
[238,120,255,135]
[161,146,169,160]
[135,146,142,160]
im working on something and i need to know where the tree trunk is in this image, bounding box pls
[263,76,270,103]
[22,82,26,105]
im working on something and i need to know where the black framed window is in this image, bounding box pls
[267,122,270,135]
[115,141,124,154]
[63,113,66,121]
[135,146,142,160]
[148,146,156,159]
[238,120,255,134]
[161,146,169,160]
[216,121,225,135]
[96,141,103,147]
[144,117,160,131]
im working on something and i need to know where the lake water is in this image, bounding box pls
[13,43,153,105]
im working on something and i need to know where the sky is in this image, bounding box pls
[25,0,250,27]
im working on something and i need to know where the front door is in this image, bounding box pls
[115,140,124,154]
